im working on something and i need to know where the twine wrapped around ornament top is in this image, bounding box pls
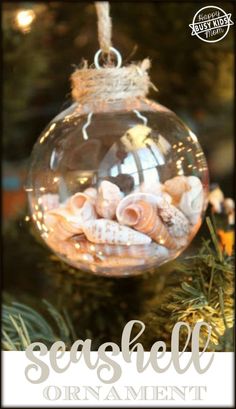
[71,2,156,104]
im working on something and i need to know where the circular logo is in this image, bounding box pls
[189,5,234,43]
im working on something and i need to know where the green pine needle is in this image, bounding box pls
[2,301,77,351]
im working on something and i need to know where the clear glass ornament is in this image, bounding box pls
[27,97,209,277]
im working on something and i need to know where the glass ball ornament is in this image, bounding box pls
[27,97,209,277]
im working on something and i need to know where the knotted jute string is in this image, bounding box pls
[71,2,156,104]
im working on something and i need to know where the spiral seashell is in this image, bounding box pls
[96,181,123,219]
[68,192,97,221]
[164,176,190,204]
[117,199,178,249]
[83,219,151,245]
[116,192,160,224]
[178,176,204,225]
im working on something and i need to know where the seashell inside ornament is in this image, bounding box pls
[26,48,209,277]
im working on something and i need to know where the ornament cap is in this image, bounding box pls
[71,58,156,104]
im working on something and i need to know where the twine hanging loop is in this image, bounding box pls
[71,2,157,104]
[95,2,112,55]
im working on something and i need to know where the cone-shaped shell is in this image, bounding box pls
[72,235,160,259]
[156,198,190,238]
[83,219,151,245]
[116,192,160,224]
[117,199,177,249]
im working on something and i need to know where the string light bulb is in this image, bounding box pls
[15,9,36,33]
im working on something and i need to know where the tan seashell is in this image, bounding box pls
[188,217,202,242]
[43,191,97,242]
[99,257,145,268]
[178,176,204,226]
[96,181,123,219]
[116,192,160,224]
[46,235,77,258]
[164,176,190,204]
[71,235,166,259]
[44,208,82,239]
[118,199,178,249]
[45,234,95,262]
[83,219,151,245]
[208,187,224,213]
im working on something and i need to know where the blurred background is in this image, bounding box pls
[2,1,234,347]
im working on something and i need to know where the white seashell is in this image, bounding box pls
[208,187,224,213]
[83,187,97,204]
[72,235,165,259]
[83,219,151,245]
[99,246,169,269]
[135,180,164,196]
[40,193,60,210]
[178,176,204,225]
[96,181,123,219]
[151,244,170,261]
[121,125,152,150]
[116,192,160,224]
[68,192,97,221]
[162,192,172,204]
[223,198,234,213]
